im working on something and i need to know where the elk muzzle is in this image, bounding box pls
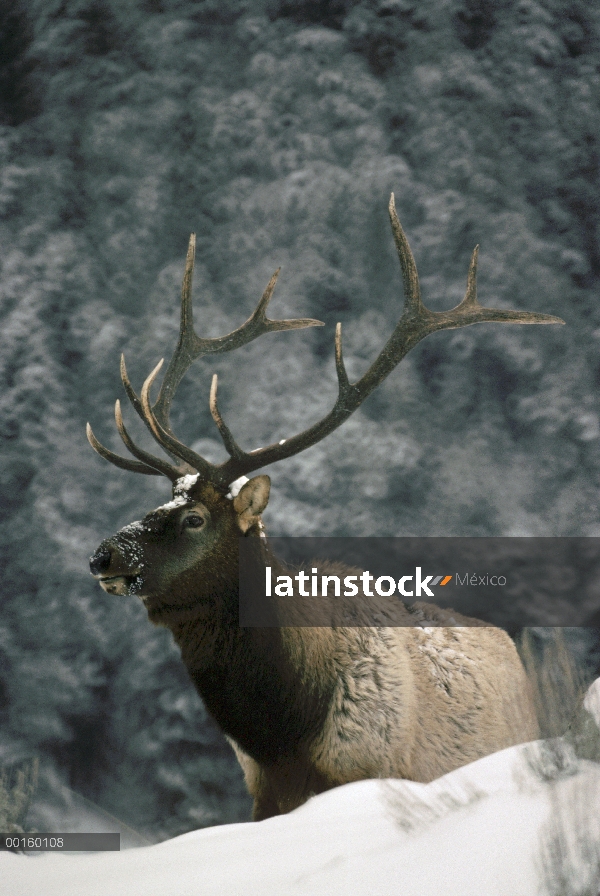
[89,542,143,596]
[89,549,111,576]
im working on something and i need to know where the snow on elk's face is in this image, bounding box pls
[89,475,255,624]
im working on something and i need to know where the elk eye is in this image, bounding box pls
[184,515,204,529]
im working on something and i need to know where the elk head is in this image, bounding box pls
[88,195,563,629]
[89,473,271,627]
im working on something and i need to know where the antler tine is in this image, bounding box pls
[114,400,182,482]
[86,422,163,476]
[388,193,427,318]
[139,358,224,485]
[209,375,245,461]
[120,354,144,423]
[139,358,167,441]
[334,323,351,396]
[461,245,479,308]
[151,233,197,434]
[151,234,324,434]
[205,194,565,484]
[252,268,281,323]
[118,352,198,473]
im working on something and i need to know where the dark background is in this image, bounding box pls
[1,0,599,840]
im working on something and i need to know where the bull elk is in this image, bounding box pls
[88,195,562,820]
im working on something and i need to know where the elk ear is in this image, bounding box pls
[233,475,270,533]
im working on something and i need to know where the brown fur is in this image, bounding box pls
[91,475,539,820]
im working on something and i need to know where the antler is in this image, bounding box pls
[88,195,564,490]
[86,234,324,481]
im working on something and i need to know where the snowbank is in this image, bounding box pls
[3,677,600,896]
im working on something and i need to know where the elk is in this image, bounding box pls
[88,195,562,820]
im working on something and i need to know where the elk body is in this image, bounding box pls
[88,196,561,819]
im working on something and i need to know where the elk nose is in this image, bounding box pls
[89,549,112,576]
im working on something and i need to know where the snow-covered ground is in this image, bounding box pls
[4,682,600,896]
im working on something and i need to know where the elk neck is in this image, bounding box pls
[169,534,335,767]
